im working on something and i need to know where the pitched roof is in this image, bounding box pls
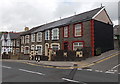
[20,25,43,36]
[114,25,120,35]
[31,7,103,33]
[2,32,21,40]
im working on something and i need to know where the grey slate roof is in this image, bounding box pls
[114,25,120,35]
[31,7,103,33]
[3,32,21,40]
[21,26,43,35]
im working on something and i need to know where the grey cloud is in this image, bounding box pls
[0,1,119,32]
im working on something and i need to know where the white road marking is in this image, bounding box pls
[77,68,82,70]
[19,69,45,75]
[2,66,12,69]
[62,78,79,83]
[111,64,120,70]
[99,70,103,72]
[85,69,92,71]
[105,71,115,74]
[95,70,101,72]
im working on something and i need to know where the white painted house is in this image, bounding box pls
[1,33,12,54]
[0,32,20,55]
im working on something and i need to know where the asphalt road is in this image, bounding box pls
[1,60,119,83]
[89,55,119,74]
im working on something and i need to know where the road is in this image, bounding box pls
[1,60,119,84]
[89,54,119,74]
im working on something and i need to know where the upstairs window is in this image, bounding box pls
[74,23,82,37]
[25,35,29,44]
[16,40,20,47]
[37,32,42,42]
[63,26,69,37]
[45,30,50,40]
[52,28,59,40]
[31,34,35,42]
[13,40,15,47]
[21,36,24,44]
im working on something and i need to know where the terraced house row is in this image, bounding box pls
[1,7,114,61]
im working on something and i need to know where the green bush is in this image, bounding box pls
[95,48,101,56]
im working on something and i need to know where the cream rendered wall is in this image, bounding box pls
[94,9,113,25]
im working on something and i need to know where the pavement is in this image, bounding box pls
[1,49,119,69]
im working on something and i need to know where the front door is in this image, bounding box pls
[45,44,49,56]
[63,42,69,50]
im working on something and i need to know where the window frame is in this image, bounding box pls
[31,45,35,51]
[52,28,59,40]
[25,35,30,44]
[45,30,50,40]
[21,46,24,52]
[72,41,84,50]
[21,36,24,44]
[63,25,69,38]
[31,34,35,42]
[24,46,30,54]
[36,45,42,55]
[51,43,60,51]
[16,40,20,47]
[73,23,83,37]
[37,32,42,42]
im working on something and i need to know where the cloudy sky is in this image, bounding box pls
[0,0,119,32]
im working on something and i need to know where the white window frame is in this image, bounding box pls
[16,40,20,47]
[51,43,60,51]
[52,28,59,40]
[73,42,83,51]
[36,45,42,55]
[64,26,69,37]
[31,45,35,51]
[37,32,42,42]
[25,35,29,44]
[31,34,35,42]
[21,46,24,52]
[13,40,15,47]
[21,36,24,44]
[74,23,82,37]
[45,30,50,40]
[24,46,30,54]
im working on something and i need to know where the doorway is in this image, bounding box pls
[45,43,49,56]
[63,42,69,50]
